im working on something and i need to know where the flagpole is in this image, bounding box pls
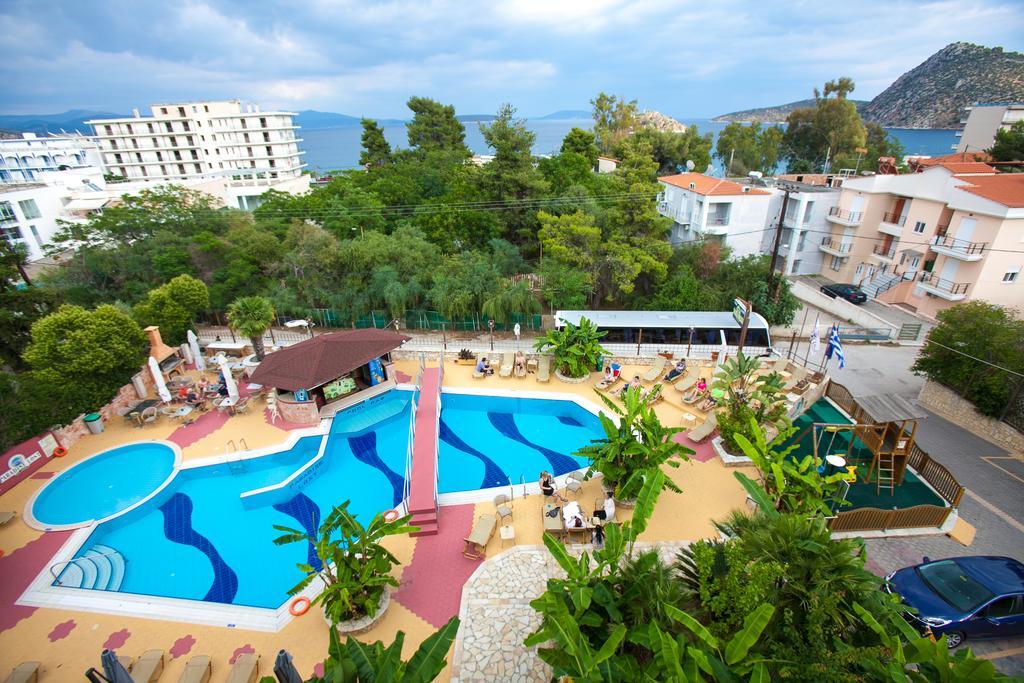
[795,307,810,362]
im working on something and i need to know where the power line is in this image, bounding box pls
[923,339,1024,378]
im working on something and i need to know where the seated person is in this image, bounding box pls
[682,377,708,404]
[539,470,566,502]
[562,501,586,529]
[197,377,210,394]
[177,384,190,401]
[217,383,229,397]
[596,365,615,388]
[610,375,642,398]
[698,394,718,412]
[514,351,526,373]
[593,490,616,521]
[476,356,494,375]
[665,359,688,382]
[185,391,206,409]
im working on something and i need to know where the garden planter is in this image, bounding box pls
[555,369,590,385]
[711,436,753,467]
[325,590,391,635]
[453,359,477,366]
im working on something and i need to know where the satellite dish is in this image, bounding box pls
[685,160,695,171]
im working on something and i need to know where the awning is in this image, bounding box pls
[64,197,109,211]
[856,394,927,423]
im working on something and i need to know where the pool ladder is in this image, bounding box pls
[226,438,250,473]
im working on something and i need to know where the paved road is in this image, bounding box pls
[827,345,1024,673]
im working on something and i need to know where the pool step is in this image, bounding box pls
[54,545,126,591]
[332,398,409,435]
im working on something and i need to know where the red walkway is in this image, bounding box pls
[0,530,73,633]
[394,503,479,626]
[409,368,440,536]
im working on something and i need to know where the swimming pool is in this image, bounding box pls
[30,442,178,527]
[34,389,603,612]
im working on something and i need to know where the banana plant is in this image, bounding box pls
[533,317,608,378]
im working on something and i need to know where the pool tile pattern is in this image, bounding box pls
[158,493,239,603]
[439,418,508,489]
[487,412,579,474]
[555,415,584,428]
[347,432,405,508]
[272,493,323,572]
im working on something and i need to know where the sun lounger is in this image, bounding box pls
[130,650,164,683]
[0,511,16,527]
[674,375,698,394]
[595,374,620,391]
[515,358,527,378]
[225,653,259,683]
[542,503,565,539]
[641,356,668,382]
[3,662,39,683]
[644,384,664,406]
[498,352,515,378]
[687,413,718,443]
[178,655,212,683]
[463,514,497,559]
[536,355,551,383]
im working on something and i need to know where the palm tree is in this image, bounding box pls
[226,295,275,360]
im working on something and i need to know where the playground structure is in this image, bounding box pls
[809,393,925,496]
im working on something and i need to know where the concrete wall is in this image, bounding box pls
[918,379,1024,453]
[791,280,898,335]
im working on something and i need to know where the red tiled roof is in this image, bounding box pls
[956,173,1024,208]
[658,173,770,196]
[249,328,410,391]
[918,151,993,166]
[938,162,998,174]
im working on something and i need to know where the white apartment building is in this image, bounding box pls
[755,181,841,276]
[87,100,309,209]
[0,133,102,184]
[955,103,1024,153]
[657,173,771,257]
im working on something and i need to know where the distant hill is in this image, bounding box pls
[0,110,125,135]
[861,42,1024,128]
[456,114,497,123]
[713,42,1024,129]
[713,99,868,123]
[536,110,591,120]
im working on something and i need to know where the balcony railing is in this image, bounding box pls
[918,272,969,296]
[706,216,729,226]
[931,234,987,258]
[820,237,852,254]
[872,243,897,260]
[935,223,949,237]
[828,206,863,223]
[882,211,907,226]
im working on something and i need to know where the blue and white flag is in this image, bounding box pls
[809,321,821,355]
[825,324,845,369]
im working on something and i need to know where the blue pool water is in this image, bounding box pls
[44,390,602,608]
[32,442,176,526]
[438,393,601,492]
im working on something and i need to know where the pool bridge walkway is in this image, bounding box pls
[409,366,441,536]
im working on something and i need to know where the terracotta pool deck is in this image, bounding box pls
[0,359,751,681]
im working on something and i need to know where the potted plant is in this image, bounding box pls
[711,352,788,457]
[576,389,692,504]
[454,348,477,365]
[273,501,417,633]
[534,317,608,383]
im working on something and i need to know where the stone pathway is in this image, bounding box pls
[450,541,689,682]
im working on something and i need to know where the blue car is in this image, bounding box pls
[885,555,1024,648]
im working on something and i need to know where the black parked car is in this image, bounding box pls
[820,283,867,304]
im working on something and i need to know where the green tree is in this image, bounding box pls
[478,104,549,245]
[132,274,210,346]
[537,260,590,311]
[591,92,638,153]
[619,126,714,175]
[405,96,470,157]
[912,301,1024,417]
[864,122,906,171]
[426,251,501,322]
[560,127,600,167]
[988,119,1024,162]
[226,295,276,360]
[358,118,392,168]
[23,304,148,416]
[711,352,788,454]
[481,280,540,326]
[782,78,867,172]
[0,242,55,370]
[537,210,602,288]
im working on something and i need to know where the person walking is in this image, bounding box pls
[513,322,521,344]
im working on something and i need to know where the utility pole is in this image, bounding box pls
[768,187,791,304]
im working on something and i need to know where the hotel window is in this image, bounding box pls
[829,255,841,272]
[178,164,186,174]
[178,106,186,117]
[160,107,168,114]
[165,122,174,133]
[797,231,807,251]
[147,123,154,134]
[1004,267,1020,284]
[259,117,267,128]
[105,125,113,135]
[0,201,16,221]
[18,199,40,219]
[29,225,41,245]
[913,221,926,234]
[1,223,23,241]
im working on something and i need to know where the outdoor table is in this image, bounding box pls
[206,341,249,356]
[499,524,516,548]
[526,358,538,374]
[542,503,565,540]
[172,405,194,421]
[218,396,239,414]
[825,454,847,476]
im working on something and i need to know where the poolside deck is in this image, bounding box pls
[0,358,752,680]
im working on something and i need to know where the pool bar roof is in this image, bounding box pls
[554,310,771,331]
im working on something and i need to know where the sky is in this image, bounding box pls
[2,0,1024,119]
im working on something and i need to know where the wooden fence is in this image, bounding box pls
[823,381,964,533]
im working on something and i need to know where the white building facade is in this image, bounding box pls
[955,103,1024,153]
[757,181,841,276]
[657,173,771,257]
[87,100,309,209]
[0,134,103,184]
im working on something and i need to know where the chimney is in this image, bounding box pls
[145,326,177,361]
[132,108,140,118]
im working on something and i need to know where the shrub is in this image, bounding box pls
[533,317,607,378]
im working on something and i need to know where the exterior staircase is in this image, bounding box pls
[409,368,441,536]
[54,544,126,591]
[862,267,915,299]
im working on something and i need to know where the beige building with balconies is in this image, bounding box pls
[87,100,309,210]
[818,156,1024,319]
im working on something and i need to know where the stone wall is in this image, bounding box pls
[918,379,1024,453]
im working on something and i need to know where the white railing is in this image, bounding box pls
[434,352,443,516]
[402,356,425,508]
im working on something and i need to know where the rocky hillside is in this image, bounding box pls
[862,42,1024,128]
[713,99,867,123]
[714,42,1024,129]
[636,110,687,133]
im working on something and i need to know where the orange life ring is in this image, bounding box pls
[53,446,68,458]
[289,597,311,616]
[382,509,400,523]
